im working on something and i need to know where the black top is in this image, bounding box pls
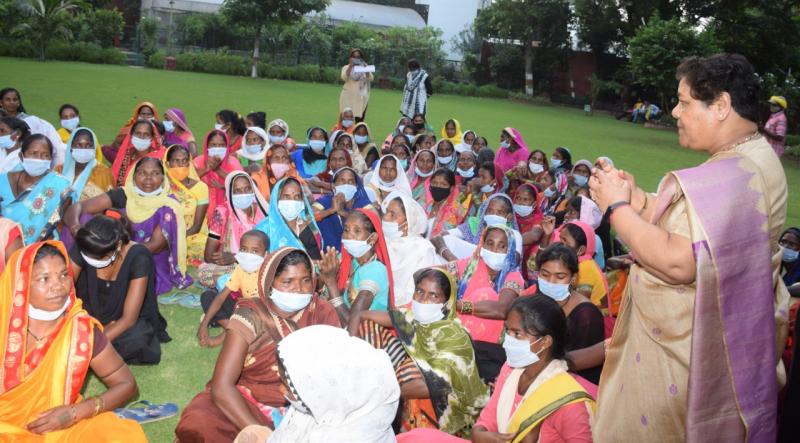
[566,302,605,384]
[70,243,169,342]
[299,225,322,260]
[107,187,127,209]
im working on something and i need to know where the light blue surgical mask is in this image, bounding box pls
[457,167,474,178]
[574,175,589,187]
[784,247,799,263]
[538,278,570,301]
[232,192,255,210]
[22,158,51,177]
[550,158,562,168]
[354,135,369,144]
[499,141,510,149]
[335,184,357,201]
[134,184,163,197]
[484,214,507,227]
[269,134,286,144]
[399,159,409,170]
[309,139,326,153]
[405,134,414,144]
[278,199,305,221]
[342,119,354,128]
[163,120,175,133]
[243,143,263,154]
[513,204,534,217]
[544,187,556,198]
[0,134,14,149]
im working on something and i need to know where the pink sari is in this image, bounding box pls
[193,130,243,221]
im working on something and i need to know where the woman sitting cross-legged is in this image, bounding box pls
[0,241,146,441]
[350,267,489,436]
[175,247,340,442]
[70,214,169,365]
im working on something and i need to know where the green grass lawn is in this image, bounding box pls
[2,56,798,442]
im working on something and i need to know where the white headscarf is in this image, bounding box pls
[380,191,441,307]
[368,154,412,195]
[271,325,399,443]
[238,126,269,161]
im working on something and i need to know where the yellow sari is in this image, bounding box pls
[0,241,146,442]
[164,146,209,265]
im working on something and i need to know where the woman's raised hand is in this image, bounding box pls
[319,247,340,283]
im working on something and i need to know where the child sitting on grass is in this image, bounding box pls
[197,230,269,347]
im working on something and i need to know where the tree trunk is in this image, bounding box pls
[250,27,261,79]
[524,43,534,96]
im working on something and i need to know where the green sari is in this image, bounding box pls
[390,268,489,435]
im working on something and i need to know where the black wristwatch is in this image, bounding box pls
[605,200,631,220]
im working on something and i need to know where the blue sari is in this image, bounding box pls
[61,127,100,203]
[0,169,70,244]
[291,126,330,178]
[255,177,323,253]
[313,167,371,251]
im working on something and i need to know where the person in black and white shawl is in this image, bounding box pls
[400,59,433,118]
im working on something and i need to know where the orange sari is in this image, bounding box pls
[0,241,146,442]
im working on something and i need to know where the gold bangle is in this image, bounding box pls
[92,396,104,417]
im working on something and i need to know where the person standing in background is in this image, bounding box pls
[401,59,432,118]
[764,95,788,157]
[339,49,373,123]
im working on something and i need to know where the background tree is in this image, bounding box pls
[475,0,572,96]
[626,15,719,108]
[574,0,622,78]
[220,0,329,78]
[15,0,87,60]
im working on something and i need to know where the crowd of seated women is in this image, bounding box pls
[0,84,797,442]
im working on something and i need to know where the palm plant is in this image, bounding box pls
[15,0,87,61]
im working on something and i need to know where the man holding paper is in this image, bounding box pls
[340,48,374,123]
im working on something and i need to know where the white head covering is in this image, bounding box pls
[238,126,269,161]
[368,154,412,195]
[271,325,400,443]
[380,191,442,306]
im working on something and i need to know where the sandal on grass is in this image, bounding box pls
[115,400,179,424]
[158,291,190,305]
[177,293,202,309]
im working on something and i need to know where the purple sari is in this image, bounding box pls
[131,205,193,295]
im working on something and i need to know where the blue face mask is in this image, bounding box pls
[22,158,51,177]
[0,134,14,149]
[484,214,507,227]
[309,140,326,153]
[335,184,357,201]
[232,193,255,210]
[269,134,286,144]
[784,247,799,263]
[341,119,354,128]
[399,159,409,170]
[551,158,562,168]
[405,134,414,144]
[574,174,589,187]
[354,135,369,144]
[538,278,570,301]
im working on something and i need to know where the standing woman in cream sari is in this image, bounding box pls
[588,54,788,442]
[339,49,373,123]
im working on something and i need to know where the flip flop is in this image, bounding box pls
[114,400,179,424]
[178,293,202,309]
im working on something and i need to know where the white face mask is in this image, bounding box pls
[207,147,227,159]
[61,116,80,131]
[574,175,589,187]
[232,193,255,210]
[529,162,544,174]
[480,247,507,271]
[269,134,286,144]
[134,184,163,197]
[235,251,265,273]
[163,120,175,133]
[415,166,434,177]
[308,140,326,153]
[278,199,305,221]
[457,167,474,178]
[335,184,357,201]
[544,187,556,198]
[514,204,534,217]
[499,141,510,149]
[412,300,445,324]
[131,136,152,151]
[382,220,404,239]
[71,148,95,164]
[28,297,71,321]
[354,134,369,144]
[342,235,373,258]
[481,184,495,194]
[437,155,453,164]
[538,278,571,301]
[81,250,116,269]
[214,123,224,131]
[503,335,544,368]
[22,158,51,177]
[484,214,507,227]
[0,134,14,149]
[270,288,312,312]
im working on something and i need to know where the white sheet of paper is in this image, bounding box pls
[353,65,375,73]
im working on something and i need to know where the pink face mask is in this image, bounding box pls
[271,162,291,179]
